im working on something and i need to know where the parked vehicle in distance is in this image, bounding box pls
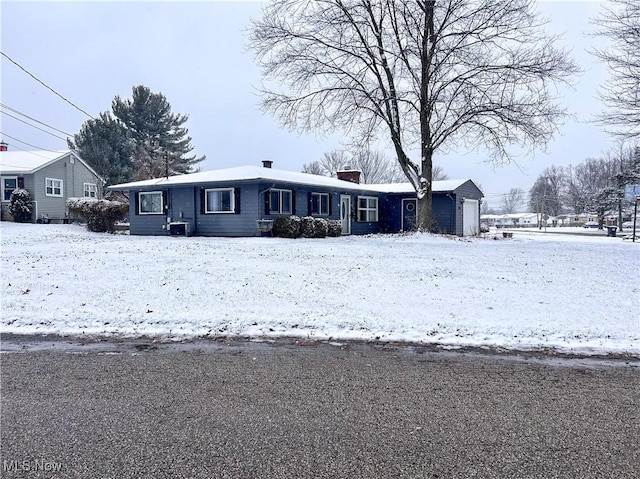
[622,221,635,229]
[583,221,599,228]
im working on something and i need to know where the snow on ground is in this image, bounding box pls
[1,223,639,355]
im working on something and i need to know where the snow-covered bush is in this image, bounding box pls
[326,220,342,237]
[9,188,33,223]
[301,216,328,238]
[273,215,302,238]
[67,197,128,233]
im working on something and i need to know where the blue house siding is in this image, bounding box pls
[433,194,457,235]
[196,183,260,237]
[116,167,483,238]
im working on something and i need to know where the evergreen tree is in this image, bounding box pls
[112,85,204,180]
[68,112,133,187]
[71,85,205,184]
[9,189,33,223]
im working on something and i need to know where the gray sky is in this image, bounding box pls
[0,0,615,208]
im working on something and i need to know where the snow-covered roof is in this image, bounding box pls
[369,179,473,193]
[0,150,69,174]
[0,150,104,182]
[109,165,475,194]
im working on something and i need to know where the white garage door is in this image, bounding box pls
[462,199,479,236]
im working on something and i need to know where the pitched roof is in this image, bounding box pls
[0,150,104,182]
[108,165,475,194]
[368,179,474,193]
[0,150,68,174]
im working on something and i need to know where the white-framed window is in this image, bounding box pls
[45,178,63,197]
[2,177,18,201]
[310,192,329,216]
[205,188,235,213]
[83,183,98,198]
[357,196,378,222]
[138,191,164,215]
[269,188,292,214]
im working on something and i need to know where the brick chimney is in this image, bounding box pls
[337,167,361,184]
[0,141,7,152]
[262,159,273,169]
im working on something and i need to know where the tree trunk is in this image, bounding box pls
[416,149,434,231]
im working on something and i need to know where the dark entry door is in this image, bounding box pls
[402,199,417,232]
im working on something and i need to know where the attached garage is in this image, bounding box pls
[463,199,480,236]
[376,179,484,236]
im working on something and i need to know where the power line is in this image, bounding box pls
[0,103,74,137]
[0,132,62,153]
[1,110,69,141]
[1,50,95,120]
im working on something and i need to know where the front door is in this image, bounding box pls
[340,195,351,235]
[402,198,417,232]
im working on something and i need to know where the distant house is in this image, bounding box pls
[0,146,104,223]
[109,161,484,237]
[482,213,539,228]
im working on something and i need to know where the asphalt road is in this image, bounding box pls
[1,337,639,479]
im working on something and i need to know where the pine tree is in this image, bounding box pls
[9,188,33,223]
[71,85,205,184]
[112,86,205,180]
[68,112,133,187]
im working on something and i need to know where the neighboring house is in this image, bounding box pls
[109,161,484,237]
[0,146,104,223]
[557,213,598,227]
[484,213,539,228]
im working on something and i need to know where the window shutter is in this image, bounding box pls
[200,189,206,214]
[307,192,313,215]
[264,190,270,215]
[328,195,333,216]
[291,190,296,215]
[134,192,139,215]
[234,188,241,214]
[17,177,25,189]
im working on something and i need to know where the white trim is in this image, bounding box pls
[138,191,164,215]
[357,196,378,222]
[310,192,329,216]
[45,177,63,197]
[83,182,98,198]
[205,187,235,214]
[2,176,18,201]
[340,195,351,235]
[269,188,292,215]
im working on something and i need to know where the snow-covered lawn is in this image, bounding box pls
[1,223,638,356]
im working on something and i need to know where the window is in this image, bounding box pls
[2,177,17,201]
[269,189,292,214]
[310,193,329,216]
[45,178,63,197]
[83,183,97,198]
[139,191,164,214]
[205,188,234,213]
[357,196,378,222]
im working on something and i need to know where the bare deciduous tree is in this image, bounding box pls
[502,188,525,214]
[591,0,640,140]
[301,161,325,175]
[302,148,448,183]
[528,166,566,217]
[251,0,577,230]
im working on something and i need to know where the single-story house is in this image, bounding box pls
[109,161,483,237]
[557,213,598,227]
[0,145,104,223]
[482,213,539,228]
